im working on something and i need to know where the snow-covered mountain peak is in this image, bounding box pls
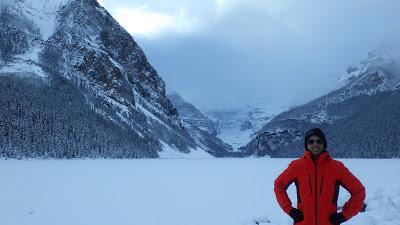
[241,45,400,158]
[2,0,70,40]
[0,0,65,77]
[1,0,235,158]
[204,105,278,149]
[340,45,400,91]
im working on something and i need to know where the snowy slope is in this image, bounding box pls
[158,140,212,159]
[168,92,234,157]
[205,105,286,150]
[168,92,218,136]
[11,0,68,40]
[0,0,67,76]
[0,0,224,158]
[2,158,397,225]
[243,46,400,158]
[339,45,400,90]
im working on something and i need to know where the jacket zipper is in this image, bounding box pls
[320,175,324,194]
[314,160,318,225]
[308,175,312,193]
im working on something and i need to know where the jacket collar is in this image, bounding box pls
[303,150,330,165]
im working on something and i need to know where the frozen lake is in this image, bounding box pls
[0,158,399,225]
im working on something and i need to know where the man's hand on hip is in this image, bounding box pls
[329,212,346,225]
[289,208,304,223]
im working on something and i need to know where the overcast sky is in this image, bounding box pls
[98,0,400,111]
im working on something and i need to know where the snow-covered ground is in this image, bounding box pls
[0,158,399,225]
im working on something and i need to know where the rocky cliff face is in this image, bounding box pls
[0,0,218,158]
[167,92,234,157]
[168,92,218,136]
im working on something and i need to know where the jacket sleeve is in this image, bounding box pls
[338,162,366,221]
[274,162,296,214]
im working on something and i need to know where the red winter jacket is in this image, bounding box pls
[274,150,365,225]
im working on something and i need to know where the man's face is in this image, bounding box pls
[307,135,324,156]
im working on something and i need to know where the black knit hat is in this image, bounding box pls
[304,128,327,150]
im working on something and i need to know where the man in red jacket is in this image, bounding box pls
[274,128,365,225]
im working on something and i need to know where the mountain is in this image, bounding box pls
[241,46,400,158]
[167,92,234,157]
[0,0,219,158]
[168,92,218,136]
[204,106,279,150]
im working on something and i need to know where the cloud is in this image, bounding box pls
[104,0,400,110]
[97,0,105,7]
[113,6,175,34]
[109,1,207,36]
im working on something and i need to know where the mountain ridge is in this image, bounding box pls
[0,0,226,158]
[241,46,400,158]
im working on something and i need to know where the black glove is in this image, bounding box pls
[289,208,304,223]
[329,212,346,225]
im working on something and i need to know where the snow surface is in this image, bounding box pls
[0,158,398,225]
[0,0,70,77]
[0,46,47,77]
[159,141,212,159]
[17,0,69,40]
